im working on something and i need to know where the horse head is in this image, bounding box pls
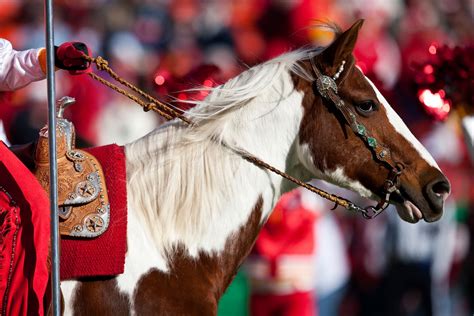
[295,20,450,223]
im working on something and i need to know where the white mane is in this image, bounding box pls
[125,47,319,259]
[184,47,317,120]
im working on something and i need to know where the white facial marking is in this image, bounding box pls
[365,76,440,169]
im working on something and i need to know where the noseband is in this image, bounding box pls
[310,57,404,219]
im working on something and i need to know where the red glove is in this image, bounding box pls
[54,42,92,75]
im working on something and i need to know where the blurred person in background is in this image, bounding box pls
[244,188,320,316]
[422,121,473,315]
[311,190,350,316]
[0,38,90,315]
[380,203,457,316]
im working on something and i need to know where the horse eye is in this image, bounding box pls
[356,100,376,114]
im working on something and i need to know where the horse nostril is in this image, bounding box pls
[431,180,451,199]
[425,177,451,213]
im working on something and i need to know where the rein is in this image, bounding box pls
[81,54,400,219]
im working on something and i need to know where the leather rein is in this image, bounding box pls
[82,54,403,219]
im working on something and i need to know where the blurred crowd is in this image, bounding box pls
[0,0,473,315]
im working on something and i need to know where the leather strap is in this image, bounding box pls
[309,56,404,218]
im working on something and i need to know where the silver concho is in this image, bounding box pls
[315,75,338,99]
[63,171,101,205]
[66,150,86,161]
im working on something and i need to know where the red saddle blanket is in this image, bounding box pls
[60,144,127,280]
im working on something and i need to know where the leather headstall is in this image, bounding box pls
[309,56,404,219]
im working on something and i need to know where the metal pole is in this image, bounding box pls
[44,0,61,315]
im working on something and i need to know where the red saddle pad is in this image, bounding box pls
[60,144,127,280]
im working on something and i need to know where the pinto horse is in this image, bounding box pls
[61,20,450,315]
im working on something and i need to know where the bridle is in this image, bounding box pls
[82,53,404,220]
[309,56,404,219]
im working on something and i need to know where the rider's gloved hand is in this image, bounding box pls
[54,42,91,75]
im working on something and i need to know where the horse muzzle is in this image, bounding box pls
[391,169,450,223]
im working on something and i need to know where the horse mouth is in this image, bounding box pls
[391,189,425,223]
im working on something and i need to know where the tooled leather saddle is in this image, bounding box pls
[33,97,110,238]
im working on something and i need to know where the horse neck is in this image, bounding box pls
[123,71,306,289]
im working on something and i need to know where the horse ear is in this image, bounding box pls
[320,19,364,68]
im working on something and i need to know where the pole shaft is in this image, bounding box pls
[45,0,61,315]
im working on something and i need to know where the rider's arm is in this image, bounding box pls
[0,39,47,91]
[0,39,92,92]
